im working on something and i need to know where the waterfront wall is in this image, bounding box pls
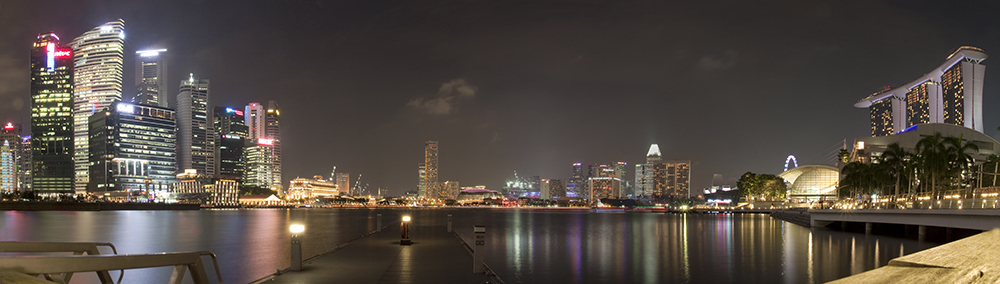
[0,202,200,211]
[770,209,811,227]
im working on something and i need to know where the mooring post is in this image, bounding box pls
[377,214,382,232]
[447,214,453,232]
[474,225,486,273]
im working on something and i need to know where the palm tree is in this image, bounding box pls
[945,135,979,190]
[841,161,870,199]
[915,133,950,198]
[881,143,910,204]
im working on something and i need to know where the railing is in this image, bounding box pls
[0,241,119,283]
[0,242,222,284]
[840,187,1000,210]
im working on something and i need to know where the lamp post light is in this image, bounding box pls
[400,216,412,245]
[290,224,305,271]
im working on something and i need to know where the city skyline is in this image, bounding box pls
[1,1,999,194]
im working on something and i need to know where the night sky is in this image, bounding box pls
[1,1,999,195]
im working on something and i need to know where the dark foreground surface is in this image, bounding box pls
[1,208,934,284]
[260,224,489,284]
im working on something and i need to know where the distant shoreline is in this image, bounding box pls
[0,202,200,211]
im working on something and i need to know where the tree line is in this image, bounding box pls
[840,132,979,200]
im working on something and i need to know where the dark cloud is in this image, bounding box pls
[407,79,477,115]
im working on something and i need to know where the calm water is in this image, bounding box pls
[1,208,930,283]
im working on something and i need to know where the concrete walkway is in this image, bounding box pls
[829,228,1000,283]
[258,225,490,284]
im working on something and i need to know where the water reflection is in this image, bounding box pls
[451,210,928,284]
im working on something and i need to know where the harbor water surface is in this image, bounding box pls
[0,208,930,283]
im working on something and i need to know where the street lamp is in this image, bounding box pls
[290,224,304,271]
[400,216,412,245]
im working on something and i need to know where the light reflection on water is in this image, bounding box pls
[1,209,932,284]
[451,209,929,284]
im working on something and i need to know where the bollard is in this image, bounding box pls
[377,214,382,232]
[400,216,412,245]
[290,224,305,271]
[473,225,485,273]
[447,214,453,232]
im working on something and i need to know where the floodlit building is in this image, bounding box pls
[455,188,504,205]
[416,163,426,196]
[244,138,276,192]
[851,123,1000,165]
[287,175,339,200]
[1,141,14,193]
[134,49,168,107]
[437,181,460,199]
[779,165,839,203]
[71,19,126,193]
[589,176,621,201]
[334,173,350,195]
[245,101,281,189]
[175,169,239,207]
[665,160,691,198]
[176,74,214,176]
[88,101,176,192]
[855,47,988,136]
[30,32,75,194]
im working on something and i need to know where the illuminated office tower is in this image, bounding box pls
[855,47,987,135]
[568,162,584,197]
[176,74,215,175]
[31,32,75,194]
[213,107,248,179]
[0,123,26,193]
[71,19,125,193]
[88,101,176,192]
[243,139,275,192]
[265,101,281,189]
[245,101,281,189]
[635,144,661,198]
[134,49,168,107]
[423,141,438,198]
[417,163,426,197]
[1,141,14,193]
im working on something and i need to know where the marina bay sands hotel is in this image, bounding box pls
[854,46,988,137]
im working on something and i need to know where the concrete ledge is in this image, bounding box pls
[828,229,1000,283]
[810,209,1000,231]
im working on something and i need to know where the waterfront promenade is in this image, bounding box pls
[255,223,493,284]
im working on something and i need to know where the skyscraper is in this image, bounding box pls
[30,32,75,194]
[265,101,281,189]
[568,162,584,197]
[244,138,275,191]
[213,107,248,179]
[1,141,14,194]
[334,173,350,196]
[417,163,426,197]
[664,160,691,198]
[245,101,281,189]
[0,123,26,193]
[135,49,168,107]
[88,101,176,192]
[635,144,661,198]
[855,47,987,135]
[423,141,438,198]
[176,74,215,175]
[71,19,125,192]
